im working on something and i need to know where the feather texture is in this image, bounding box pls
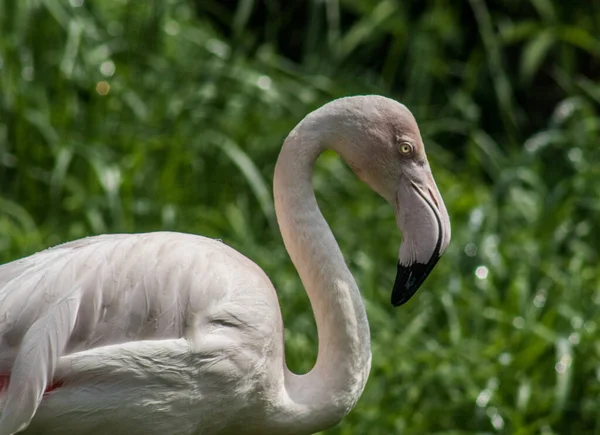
[0,233,285,434]
[0,293,80,434]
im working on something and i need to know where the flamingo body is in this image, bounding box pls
[1,233,284,435]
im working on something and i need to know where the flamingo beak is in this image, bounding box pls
[391,174,450,307]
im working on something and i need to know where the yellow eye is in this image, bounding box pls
[399,142,413,155]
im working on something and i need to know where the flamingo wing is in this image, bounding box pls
[0,232,278,435]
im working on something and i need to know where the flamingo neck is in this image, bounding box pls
[271,122,372,432]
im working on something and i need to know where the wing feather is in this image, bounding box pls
[0,292,80,435]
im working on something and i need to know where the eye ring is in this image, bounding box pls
[399,142,413,155]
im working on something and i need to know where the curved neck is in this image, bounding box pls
[272,124,372,432]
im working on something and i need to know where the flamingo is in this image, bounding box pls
[0,95,450,435]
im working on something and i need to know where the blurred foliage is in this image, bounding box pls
[1,0,599,433]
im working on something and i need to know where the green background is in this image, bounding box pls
[1,0,599,433]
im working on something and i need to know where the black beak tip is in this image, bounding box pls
[391,262,425,306]
[391,258,440,307]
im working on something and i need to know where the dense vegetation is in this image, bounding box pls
[1,0,599,433]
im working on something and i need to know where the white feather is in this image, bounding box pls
[0,292,80,435]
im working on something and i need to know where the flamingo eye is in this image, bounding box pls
[399,142,413,155]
